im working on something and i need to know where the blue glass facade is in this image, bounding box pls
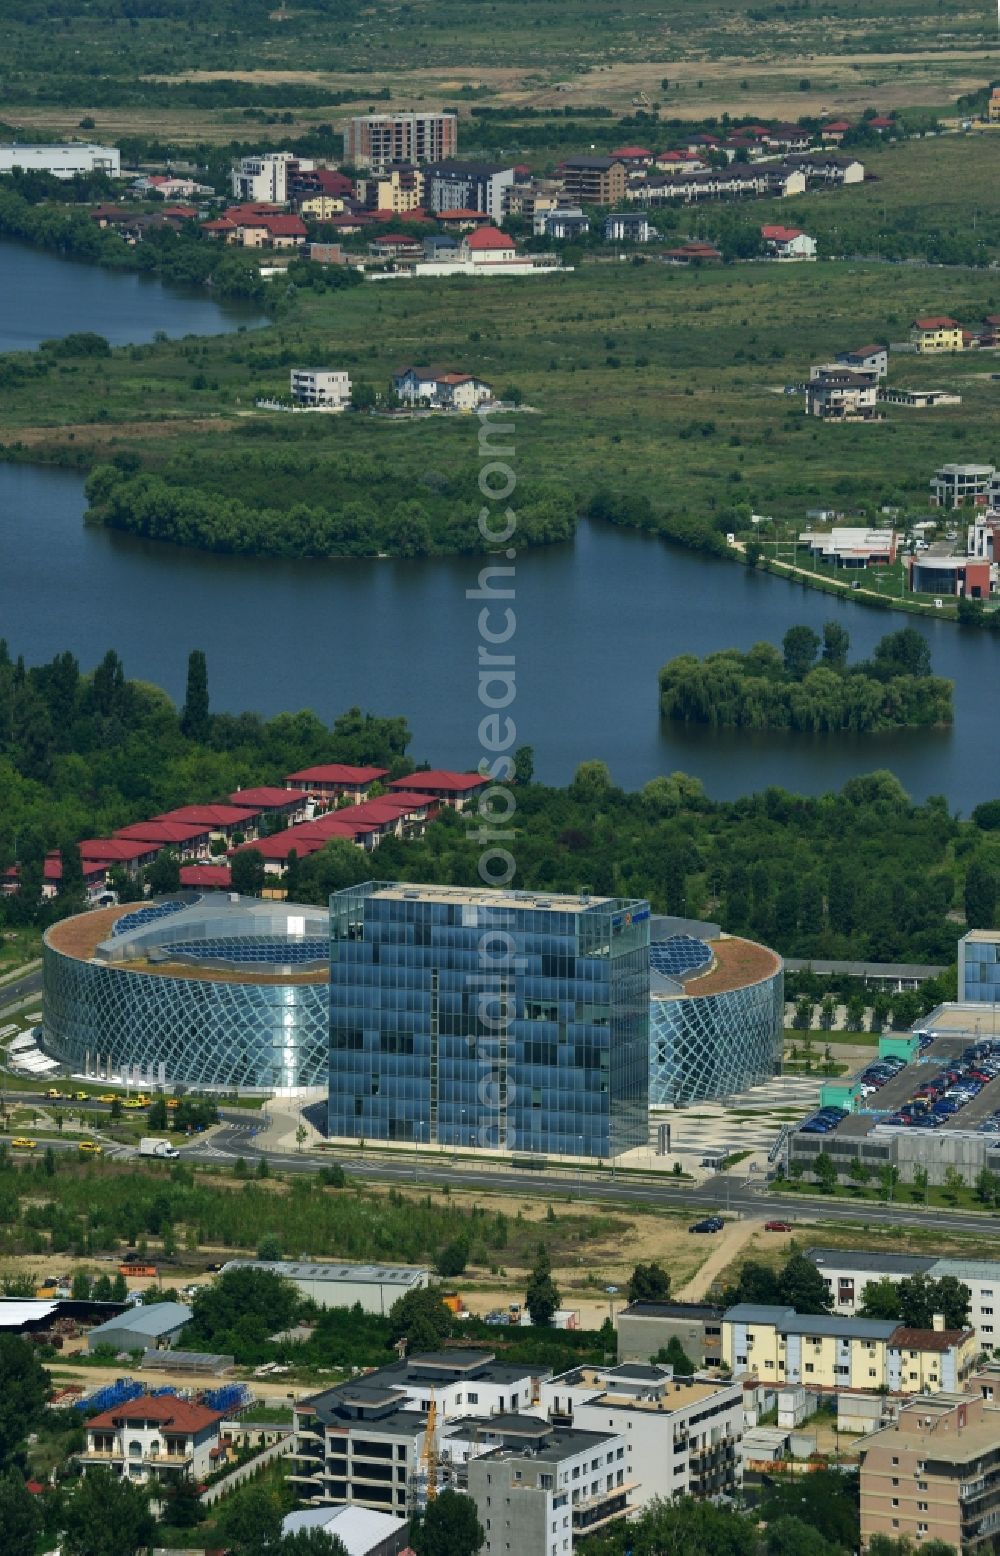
[959,933,1000,1003]
[328,884,650,1159]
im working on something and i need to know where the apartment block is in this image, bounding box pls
[345,113,457,169]
[354,164,425,213]
[536,1363,742,1508]
[809,1246,1000,1356]
[231,151,312,204]
[558,157,627,205]
[466,1421,631,1555]
[424,161,516,221]
[616,1301,724,1368]
[723,1305,978,1394]
[860,1389,1000,1549]
[930,464,996,508]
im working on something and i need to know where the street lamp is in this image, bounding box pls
[606,1284,620,1329]
[414,1120,424,1182]
[577,1136,584,1199]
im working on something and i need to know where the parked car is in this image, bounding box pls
[689,1217,725,1234]
[764,1220,793,1232]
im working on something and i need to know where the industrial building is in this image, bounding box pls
[327,882,650,1160]
[0,142,121,178]
[647,917,783,1105]
[43,896,330,1091]
[218,1261,428,1314]
[86,1301,192,1354]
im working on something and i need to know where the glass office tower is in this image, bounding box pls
[959,931,1000,1004]
[329,883,650,1159]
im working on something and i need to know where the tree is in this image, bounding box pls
[213,1483,284,1556]
[873,626,931,680]
[724,1259,781,1307]
[257,1234,284,1262]
[513,745,534,785]
[162,1479,203,1529]
[627,1262,671,1304]
[758,1469,860,1551]
[859,1277,902,1321]
[525,1243,561,1326]
[782,625,820,680]
[764,1515,835,1556]
[60,1468,155,1556]
[147,1098,167,1130]
[410,1490,484,1556]
[436,1240,469,1278]
[845,992,866,1031]
[821,621,850,671]
[59,838,87,911]
[791,995,813,1030]
[777,1251,832,1314]
[0,1335,48,1468]
[878,1163,900,1201]
[279,1530,350,1556]
[812,1152,838,1193]
[975,1166,1000,1207]
[180,649,210,742]
[965,857,997,929]
[146,849,181,895]
[0,1470,42,1556]
[942,1165,965,1204]
[187,1268,299,1353]
[848,1157,870,1191]
[350,380,378,411]
[819,994,836,1030]
[656,1335,695,1374]
[388,1286,453,1352]
[230,847,266,897]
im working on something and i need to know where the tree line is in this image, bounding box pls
[659,623,953,732]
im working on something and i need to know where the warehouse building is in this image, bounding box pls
[0,142,121,178]
[87,1301,192,1354]
[218,1261,429,1314]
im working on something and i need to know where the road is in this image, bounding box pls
[182,1118,1000,1240]
[0,967,42,1010]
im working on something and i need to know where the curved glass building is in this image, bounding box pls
[43,896,329,1091]
[649,925,783,1104]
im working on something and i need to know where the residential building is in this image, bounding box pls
[298,194,348,220]
[537,1363,742,1507]
[808,1246,1000,1355]
[981,314,1000,348]
[0,142,121,178]
[327,882,650,1158]
[761,224,816,260]
[908,554,991,598]
[722,1304,977,1394]
[354,163,424,213]
[228,786,306,823]
[386,770,488,810]
[989,87,1000,124]
[285,764,389,803]
[80,1393,224,1485]
[344,113,458,170]
[460,226,519,265]
[822,119,852,143]
[533,207,590,239]
[837,344,888,378]
[290,369,352,409]
[930,463,996,508]
[859,1389,1000,1550]
[466,1422,632,1552]
[604,212,657,243]
[392,366,493,410]
[783,152,864,185]
[232,152,312,204]
[968,512,1000,561]
[217,1261,428,1314]
[368,232,426,261]
[424,162,516,221]
[558,157,628,205]
[86,1301,192,1354]
[661,240,722,264]
[913,316,964,353]
[156,803,259,841]
[281,1506,409,1556]
[204,206,308,248]
[616,1301,724,1367]
[113,819,211,860]
[291,1349,542,1514]
[766,124,813,152]
[880,387,961,409]
[805,367,878,420]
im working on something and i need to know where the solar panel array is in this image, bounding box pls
[168,936,329,966]
[112,901,185,937]
[649,935,713,978]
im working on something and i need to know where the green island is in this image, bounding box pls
[658,623,954,732]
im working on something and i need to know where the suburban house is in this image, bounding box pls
[821,119,851,143]
[284,765,389,804]
[604,211,657,243]
[392,366,493,410]
[80,1394,225,1486]
[532,206,590,239]
[460,226,519,265]
[980,314,1000,348]
[558,156,628,205]
[912,316,964,353]
[661,240,722,265]
[805,366,879,421]
[367,232,425,261]
[766,124,813,152]
[610,145,654,169]
[387,770,489,810]
[436,207,492,231]
[202,206,308,248]
[290,369,351,409]
[783,152,864,185]
[761,224,816,260]
[837,344,888,378]
[930,463,996,508]
[988,86,1000,123]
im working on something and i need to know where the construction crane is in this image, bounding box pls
[421,1389,438,1503]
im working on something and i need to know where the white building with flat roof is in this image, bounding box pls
[290,368,351,409]
[232,151,312,204]
[0,143,120,178]
[807,1247,1000,1355]
[219,1260,428,1314]
[798,526,896,566]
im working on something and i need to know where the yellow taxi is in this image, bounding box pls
[123,1100,146,1111]
[78,1140,103,1154]
[166,1098,180,1110]
[45,1088,63,1099]
[98,1093,117,1103]
[74,1091,90,1101]
[10,1137,37,1150]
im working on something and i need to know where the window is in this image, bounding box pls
[918,1482,928,1492]
[469,1393,479,1405]
[984,1308,994,1316]
[892,1458,899,1466]
[805,1364,814,1374]
[891,1499,898,1508]
[869,1370,877,1379]
[892,1521,899,1530]
[918,1526,928,1536]
[892,1478,899,1488]
[918,1503,928,1512]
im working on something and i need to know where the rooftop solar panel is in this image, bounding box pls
[649,935,712,978]
[112,901,185,937]
[166,936,329,966]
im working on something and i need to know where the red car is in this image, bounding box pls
[764,1220,793,1232]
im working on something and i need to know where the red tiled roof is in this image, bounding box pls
[86,1396,224,1434]
[286,765,388,786]
[869,116,893,127]
[179,864,232,888]
[371,232,422,245]
[162,205,198,218]
[824,120,851,131]
[464,226,515,251]
[76,839,157,862]
[914,316,959,329]
[157,804,259,827]
[260,214,307,237]
[227,787,301,809]
[114,820,209,845]
[202,219,236,232]
[846,344,884,357]
[41,856,107,882]
[888,1326,972,1352]
[437,207,489,219]
[389,770,487,792]
[610,146,653,158]
[379,791,437,809]
[236,832,327,861]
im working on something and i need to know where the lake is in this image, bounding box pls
[0,239,262,352]
[1,462,994,809]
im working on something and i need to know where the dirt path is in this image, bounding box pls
[674,1217,763,1302]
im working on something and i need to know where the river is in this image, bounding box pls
[0,244,994,808]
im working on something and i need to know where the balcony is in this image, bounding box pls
[571,1485,636,1533]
